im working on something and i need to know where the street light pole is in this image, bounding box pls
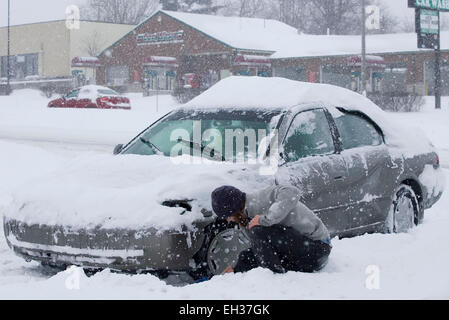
[361,0,366,96]
[6,0,11,95]
[435,11,441,109]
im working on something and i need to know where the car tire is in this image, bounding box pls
[48,105,57,108]
[40,261,67,273]
[189,220,235,280]
[385,184,419,233]
[87,104,97,109]
[206,227,251,276]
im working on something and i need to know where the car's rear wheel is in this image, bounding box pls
[385,184,419,233]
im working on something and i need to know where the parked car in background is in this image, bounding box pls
[48,85,131,110]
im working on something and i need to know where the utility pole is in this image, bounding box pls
[361,0,367,96]
[6,0,11,95]
[435,11,441,109]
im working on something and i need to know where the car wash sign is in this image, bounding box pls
[408,0,446,49]
[409,0,449,11]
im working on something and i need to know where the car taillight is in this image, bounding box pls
[100,97,109,103]
[436,154,440,168]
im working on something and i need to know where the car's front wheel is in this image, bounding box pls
[189,220,251,280]
[385,184,419,233]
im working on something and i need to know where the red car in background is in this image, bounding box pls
[48,85,131,110]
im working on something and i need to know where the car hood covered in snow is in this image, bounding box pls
[3,154,274,232]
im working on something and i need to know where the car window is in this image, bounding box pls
[66,89,80,99]
[98,89,119,96]
[333,111,383,150]
[283,109,335,162]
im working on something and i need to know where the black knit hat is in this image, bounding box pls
[211,186,246,219]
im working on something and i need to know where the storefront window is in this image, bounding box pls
[273,66,306,81]
[383,64,407,94]
[424,61,449,95]
[106,65,129,86]
[144,66,176,91]
[322,65,352,89]
[236,67,268,77]
[1,54,38,79]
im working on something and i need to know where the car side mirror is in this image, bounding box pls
[113,144,124,155]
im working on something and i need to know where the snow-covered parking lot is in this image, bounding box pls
[0,90,448,299]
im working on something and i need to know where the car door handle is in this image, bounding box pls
[334,176,345,181]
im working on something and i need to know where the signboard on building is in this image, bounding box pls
[415,9,440,48]
[408,0,449,11]
[136,30,184,45]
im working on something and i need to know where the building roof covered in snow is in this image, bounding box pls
[118,10,449,60]
[162,10,298,53]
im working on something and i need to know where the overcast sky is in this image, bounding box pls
[0,0,414,28]
[0,0,86,27]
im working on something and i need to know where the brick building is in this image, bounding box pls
[97,10,279,94]
[97,10,449,96]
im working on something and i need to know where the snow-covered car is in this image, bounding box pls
[4,77,444,279]
[48,85,131,110]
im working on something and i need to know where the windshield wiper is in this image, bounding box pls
[140,137,162,155]
[179,139,225,161]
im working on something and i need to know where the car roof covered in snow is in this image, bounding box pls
[182,76,379,112]
[182,76,434,154]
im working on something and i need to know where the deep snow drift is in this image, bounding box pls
[0,88,448,299]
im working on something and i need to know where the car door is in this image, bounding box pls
[275,108,350,237]
[65,89,80,108]
[77,87,95,108]
[331,107,401,233]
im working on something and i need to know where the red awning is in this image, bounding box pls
[347,55,386,69]
[233,54,271,67]
[71,57,101,68]
[144,56,179,67]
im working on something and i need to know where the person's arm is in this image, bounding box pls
[258,185,301,227]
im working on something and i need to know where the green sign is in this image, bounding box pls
[411,0,449,11]
[420,9,440,34]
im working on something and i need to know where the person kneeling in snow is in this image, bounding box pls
[211,185,332,274]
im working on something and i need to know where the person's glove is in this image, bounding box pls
[222,266,234,274]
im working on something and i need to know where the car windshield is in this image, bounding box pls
[122,109,282,162]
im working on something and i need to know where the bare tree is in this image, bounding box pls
[81,31,106,56]
[81,0,160,24]
[226,0,266,17]
[275,0,398,35]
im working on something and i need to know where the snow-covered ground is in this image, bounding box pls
[0,90,448,299]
